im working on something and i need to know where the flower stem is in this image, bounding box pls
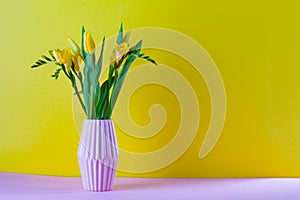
[73,84,86,115]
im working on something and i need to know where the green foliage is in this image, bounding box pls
[52,68,62,79]
[31,24,157,120]
[31,55,55,68]
[116,23,123,45]
[81,26,87,60]
[83,54,92,116]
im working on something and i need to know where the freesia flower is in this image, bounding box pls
[31,24,157,120]
[115,43,129,59]
[71,55,83,72]
[53,49,63,63]
[110,43,129,64]
[68,38,81,55]
[84,31,95,54]
[53,48,72,71]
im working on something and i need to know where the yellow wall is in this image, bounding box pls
[1,0,300,177]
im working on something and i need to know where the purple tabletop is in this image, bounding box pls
[0,172,299,200]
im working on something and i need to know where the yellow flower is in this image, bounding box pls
[77,55,83,65]
[68,38,80,55]
[61,49,72,70]
[84,31,95,54]
[71,55,83,72]
[110,43,130,71]
[53,49,63,63]
[53,48,72,71]
[114,42,129,60]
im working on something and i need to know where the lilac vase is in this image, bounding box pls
[78,119,119,192]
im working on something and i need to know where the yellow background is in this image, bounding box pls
[1,0,300,177]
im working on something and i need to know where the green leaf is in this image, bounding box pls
[118,55,135,77]
[94,82,101,109]
[38,59,46,64]
[116,23,123,45]
[92,37,105,87]
[143,56,157,65]
[96,75,117,119]
[83,54,93,117]
[130,50,158,65]
[108,65,114,87]
[133,40,143,51]
[51,68,62,79]
[68,70,76,88]
[134,53,158,65]
[81,26,87,59]
[113,68,119,88]
[31,54,56,68]
[96,80,109,119]
[42,55,52,61]
[48,50,55,59]
[108,55,136,118]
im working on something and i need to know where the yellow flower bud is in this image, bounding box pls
[54,48,72,71]
[61,48,71,61]
[84,31,95,54]
[68,38,80,55]
[53,49,63,64]
[61,48,72,70]
[114,43,129,60]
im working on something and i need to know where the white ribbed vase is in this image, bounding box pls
[78,119,119,192]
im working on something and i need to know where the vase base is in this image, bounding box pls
[78,155,117,192]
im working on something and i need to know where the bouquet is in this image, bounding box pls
[31,24,156,119]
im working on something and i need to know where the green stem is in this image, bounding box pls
[88,53,96,119]
[73,84,86,115]
[78,72,84,89]
[61,65,71,79]
[72,67,83,89]
[104,66,119,119]
[62,65,86,115]
[92,54,96,71]
[106,70,119,118]
[103,91,110,119]
[89,87,95,118]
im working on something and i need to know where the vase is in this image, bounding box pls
[77,119,119,192]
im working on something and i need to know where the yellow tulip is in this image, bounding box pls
[84,31,95,54]
[68,38,80,55]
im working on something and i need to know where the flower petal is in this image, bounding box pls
[84,31,95,54]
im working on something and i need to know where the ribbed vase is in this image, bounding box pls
[78,119,119,192]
